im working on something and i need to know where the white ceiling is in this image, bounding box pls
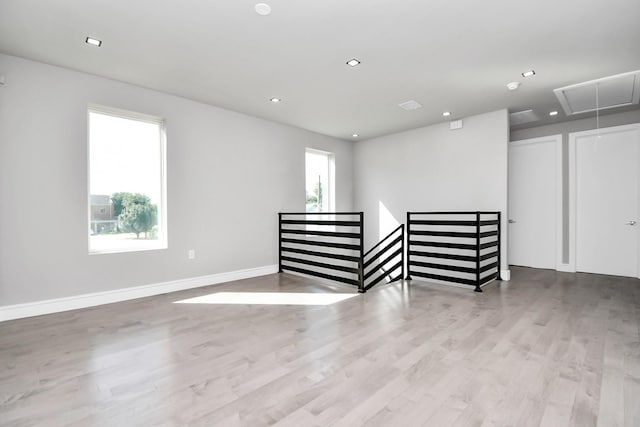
[1,0,639,140]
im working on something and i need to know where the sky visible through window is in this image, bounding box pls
[89,109,165,252]
[305,150,330,212]
[89,112,161,204]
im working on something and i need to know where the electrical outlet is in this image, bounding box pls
[188,249,196,259]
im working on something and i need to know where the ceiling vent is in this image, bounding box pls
[553,70,640,115]
[398,100,422,111]
[509,109,540,126]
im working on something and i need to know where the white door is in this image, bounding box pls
[571,124,640,277]
[508,136,562,269]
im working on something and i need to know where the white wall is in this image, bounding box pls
[353,109,510,272]
[0,54,354,306]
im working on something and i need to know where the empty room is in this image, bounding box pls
[1,0,639,426]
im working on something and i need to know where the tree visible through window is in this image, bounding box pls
[305,149,333,213]
[88,106,167,253]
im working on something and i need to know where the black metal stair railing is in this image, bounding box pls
[278,212,404,293]
[406,211,501,292]
[362,224,404,292]
[279,212,364,290]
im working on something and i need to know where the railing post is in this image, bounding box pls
[405,212,412,280]
[474,211,482,292]
[358,212,365,293]
[496,211,502,280]
[278,212,283,273]
[400,224,405,281]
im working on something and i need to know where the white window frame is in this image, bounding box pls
[305,148,335,213]
[87,104,168,254]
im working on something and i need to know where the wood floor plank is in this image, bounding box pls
[1,267,639,426]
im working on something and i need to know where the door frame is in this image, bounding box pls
[568,123,640,277]
[509,134,563,271]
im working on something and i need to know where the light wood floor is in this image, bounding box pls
[1,267,639,426]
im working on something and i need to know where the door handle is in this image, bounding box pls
[626,220,637,226]
[508,219,516,224]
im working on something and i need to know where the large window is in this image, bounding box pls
[305,148,334,212]
[88,106,167,253]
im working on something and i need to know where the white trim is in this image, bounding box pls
[568,132,577,271]
[557,264,575,273]
[0,264,279,322]
[556,135,564,272]
[509,134,563,271]
[88,103,165,125]
[500,269,511,281]
[328,152,336,212]
[305,147,335,213]
[569,123,640,277]
[87,105,168,255]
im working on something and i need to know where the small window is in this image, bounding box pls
[305,148,334,212]
[88,106,167,253]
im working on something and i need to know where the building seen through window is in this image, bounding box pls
[88,106,167,253]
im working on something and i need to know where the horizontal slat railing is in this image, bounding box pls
[279,212,364,291]
[281,237,360,251]
[281,246,360,263]
[281,211,501,293]
[409,250,477,263]
[409,261,477,274]
[406,211,501,292]
[481,272,499,284]
[479,262,499,274]
[281,219,361,226]
[409,220,477,226]
[283,229,362,239]
[280,256,359,274]
[410,271,477,287]
[279,213,404,293]
[479,251,499,262]
[282,265,361,287]
[409,240,478,250]
[411,230,477,238]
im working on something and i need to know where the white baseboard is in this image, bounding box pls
[500,269,511,281]
[556,264,575,273]
[0,264,279,322]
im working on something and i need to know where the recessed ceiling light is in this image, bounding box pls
[85,37,102,47]
[549,110,559,116]
[254,3,272,15]
[507,81,521,91]
[346,59,361,67]
[522,70,536,78]
[352,134,359,138]
[270,97,281,103]
[442,111,452,117]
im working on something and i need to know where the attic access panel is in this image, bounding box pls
[554,70,640,115]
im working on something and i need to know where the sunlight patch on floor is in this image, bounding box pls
[174,292,358,306]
